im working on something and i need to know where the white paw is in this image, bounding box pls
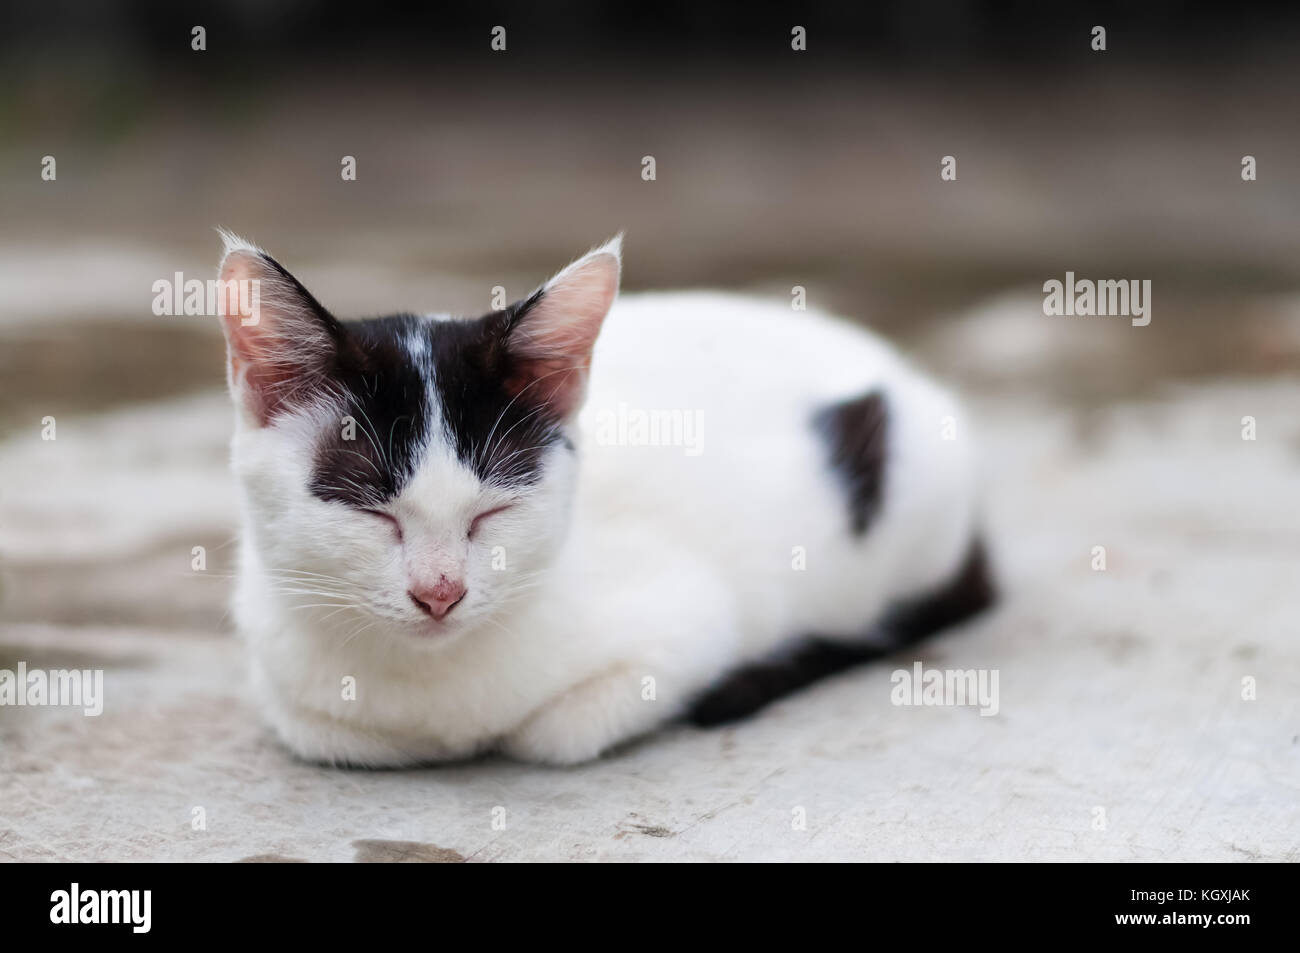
[501,712,608,765]
[501,666,660,766]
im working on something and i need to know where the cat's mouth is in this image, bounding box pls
[408,613,463,640]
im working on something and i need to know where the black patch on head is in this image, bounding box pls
[686,535,996,727]
[813,389,889,536]
[307,293,568,509]
[309,314,433,507]
[428,292,570,487]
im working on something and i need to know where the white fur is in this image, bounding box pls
[224,241,981,766]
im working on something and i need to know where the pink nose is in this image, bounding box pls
[409,576,467,619]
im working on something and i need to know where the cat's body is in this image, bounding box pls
[219,235,992,766]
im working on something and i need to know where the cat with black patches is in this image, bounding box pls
[217,232,994,765]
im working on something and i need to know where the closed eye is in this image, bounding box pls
[363,509,403,540]
[469,505,512,539]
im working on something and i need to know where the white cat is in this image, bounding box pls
[217,232,992,766]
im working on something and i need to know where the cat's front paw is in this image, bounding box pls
[500,665,662,766]
[500,712,607,766]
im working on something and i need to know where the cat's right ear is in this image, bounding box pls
[215,231,343,426]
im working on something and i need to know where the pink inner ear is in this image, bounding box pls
[509,251,619,417]
[217,249,332,425]
[218,252,258,325]
[218,251,267,367]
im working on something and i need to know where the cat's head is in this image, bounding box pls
[215,232,621,643]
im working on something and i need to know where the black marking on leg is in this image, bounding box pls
[685,535,997,728]
[814,390,889,536]
[877,535,996,650]
[687,640,883,727]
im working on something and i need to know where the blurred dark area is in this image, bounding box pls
[3,1,1298,68]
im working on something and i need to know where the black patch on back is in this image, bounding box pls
[686,536,997,727]
[308,293,567,509]
[814,390,889,536]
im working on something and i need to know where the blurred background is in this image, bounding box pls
[7,0,1300,627]
[1,2,1297,861]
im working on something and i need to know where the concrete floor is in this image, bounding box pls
[3,296,1297,862]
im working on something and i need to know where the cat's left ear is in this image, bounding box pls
[501,235,622,417]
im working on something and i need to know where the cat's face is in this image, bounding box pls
[216,234,621,643]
